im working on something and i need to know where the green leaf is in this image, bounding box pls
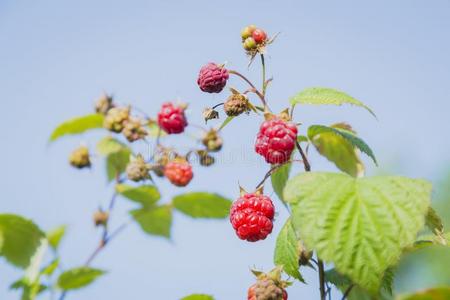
[131,205,172,238]
[0,214,45,268]
[274,219,304,282]
[425,207,444,233]
[116,184,160,207]
[41,259,59,276]
[106,149,131,181]
[289,87,376,118]
[49,114,104,141]
[218,116,234,131]
[271,163,292,202]
[308,125,377,172]
[147,121,167,138]
[47,225,66,250]
[297,135,308,143]
[181,294,214,300]
[96,136,126,156]
[397,287,450,300]
[172,192,231,219]
[57,267,105,290]
[284,172,432,292]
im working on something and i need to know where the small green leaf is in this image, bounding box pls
[271,163,292,202]
[49,114,104,141]
[57,267,105,290]
[116,184,160,207]
[218,116,234,131]
[96,136,126,156]
[147,122,167,138]
[0,214,45,268]
[131,205,172,238]
[47,225,66,250]
[297,135,308,143]
[172,192,232,219]
[274,219,304,282]
[289,87,376,117]
[41,259,59,276]
[106,149,131,181]
[396,287,450,300]
[181,295,214,300]
[284,172,432,292]
[425,207,444,233]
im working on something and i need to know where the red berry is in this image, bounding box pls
[283,289,288,300]
[197,63,229,93]
[164,159,193,187]
[252,29,267,44]
[247,284,256,300]
[157,102,188,134]
[230,193,274,242]
[255,118,298,164]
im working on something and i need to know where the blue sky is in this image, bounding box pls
[1,0,449,299]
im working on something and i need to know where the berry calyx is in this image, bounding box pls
[252,28,267,44]
[255,116,298,164]
[241,25,257,40]
[69,146,91,169]
[230,190,274,242]
[197,63,229,93]
[157,102,188,134]
[95,93,114,115]
[202,128,223,152]
[126,154,151,182]
[164,158,193,187]
[103,107,130,133]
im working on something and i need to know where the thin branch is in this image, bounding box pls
[318,259,326,300]
[228,70,266,107]
[295,140,311,172]
[260,54,267,97]
[341,284,354,300]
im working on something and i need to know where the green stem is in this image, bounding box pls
[260,54,267,98]
[318,259,326,300]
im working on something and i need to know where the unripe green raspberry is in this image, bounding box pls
[224,93,250,116]
[202,129,223,152]
[241,25,257,40]
[243,37,257,51]
[103,107,130,133]
[69,146,91,169]
[126,154,151,182]
[122,118,147,142]
[95,93,114,115]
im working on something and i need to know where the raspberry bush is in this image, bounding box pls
[0,25,448,300]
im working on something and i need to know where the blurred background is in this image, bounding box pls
[0,0,449,299]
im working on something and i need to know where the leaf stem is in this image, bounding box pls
[341,284,354,300]
[318,259,326,300]
[295,140,311,172]
[228,70,266,107]
[260,54,267,97]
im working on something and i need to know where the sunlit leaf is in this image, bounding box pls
[116,184,160,207]
[172,192,231,219]
[396,287,450,300]
[271,163,291,202]
[49,114,104,141]
[96,136,126,156]
[131,205,172,238]
[47,225,66,250]
[106,149,131,182]
[57,267,105,290]
[181,294,215,300]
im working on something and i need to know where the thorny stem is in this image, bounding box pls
[228,70,266,107]
[341,284,354,300]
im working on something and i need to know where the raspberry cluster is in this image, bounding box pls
[241,25,268,53]
[230,192,275,242]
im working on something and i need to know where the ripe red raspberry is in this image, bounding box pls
[197,63,229,93]
[252,29,267,44]
[230,193,274,242]
[157,102,188,134]
[164,159,193,187]
[255,118,298,164]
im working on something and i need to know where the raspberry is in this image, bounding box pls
[157,102,188,134]
[252,29,267,44]
[224,93,250,116]
[197,63,229,93]
[202,129,223,152]
[247,279,287,300]
[123,117,147,142]
[230,193,274,242]
[69,146,91,169]
[241,25,257,40]
[164,158,193,187]
[104,107,130,133]
[255,118,298,164]
[126,155,151,182]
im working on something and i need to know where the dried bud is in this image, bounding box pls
[93,210,109,226]
[299,242,313,266]
[103,107,130,133]
[224,93,250,117]
[202,129,223,152]
[69,146,91,169]
[126,154,151,182]
[95,93,114,115]
[197,150,215,167]
[202,107,219,123]
[123,118,148,142]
